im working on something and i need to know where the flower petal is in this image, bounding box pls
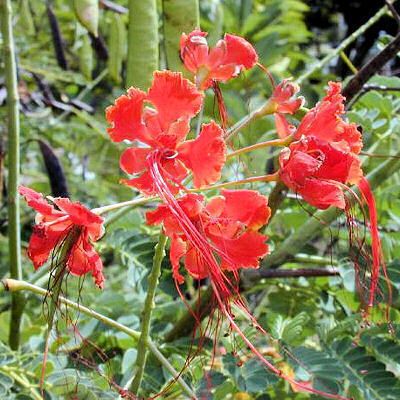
[218,189,271,230]
[221,33,258,69]
[211,230,268,271]
[106,87,146,142]
[19,186,63,219]
[120,147,151,175]
[147,71,203,128]
[296,82,362,154]
[28,225,65,269]
[180,30,209,74]
[184,246,209,280]
[178,121,226,188]
[53,198,104,234]
[170,237,187,284]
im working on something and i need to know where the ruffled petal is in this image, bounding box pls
[210,230,268,271]
[147,71,203,129]
[106,87,147,143]
[222,33,258,69]
[296,82,362,153]
[170,237,187,284]
[122,171,156,196]
[178,121,226,188]
[184,246,209,280]
[218,189,271,230]
[120,147,151,175]
[53,198,104,230]
[67,238,105,288]
[300,179,346,210]
[275,114,295,139]
[28,225,66,269]
[19,186,64,219]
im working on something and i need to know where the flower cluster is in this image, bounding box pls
[19,186,105,288]
[20,28,384,400]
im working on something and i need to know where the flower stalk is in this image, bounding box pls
[1,0,23,350]
[227,135,294,159]
[130,232,167,394]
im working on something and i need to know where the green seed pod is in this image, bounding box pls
[108,13,126,84]
[163,0,199,72]
[79,34,93,80]
[126,0,159,90]
[73,0,99,37]
[20,0,35,36]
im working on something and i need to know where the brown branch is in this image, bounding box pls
[164,267,338,342]
[343,33,400,103]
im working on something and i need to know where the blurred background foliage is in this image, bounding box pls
[1,0,400,398]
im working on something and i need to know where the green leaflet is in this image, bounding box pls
[162,0,199,72]
[126,0,159,90]
[73,0,99,37]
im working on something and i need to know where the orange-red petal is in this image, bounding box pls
[106,87,146,142]
[178,121,226,188]
[147,71,203,129]
[120,147,151,175]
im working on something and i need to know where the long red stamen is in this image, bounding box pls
[358,177,391,311]
[148,150,349,400]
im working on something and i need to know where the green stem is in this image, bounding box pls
[1,278,196,398]
[130,232,168,394]
[227,135,294,159]
[189,172,279,193]
[1,0,23,350]
[126,0,159,89]
[296,3,392,84]
[92,196,156,215]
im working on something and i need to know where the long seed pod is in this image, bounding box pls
[46,3,68,70]
[38,140,69,198]
[73,0,99,37]
[126,0,159,89]
[162,0,199,71]
[79,33,93,80]
[108,13,126,83]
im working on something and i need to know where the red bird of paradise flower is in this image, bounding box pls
[277,82,385,310]
[180,29,258,90]
[106,70,226,195]
[146,190,270,286]
[107,71,350,399]
[19,186,105,288]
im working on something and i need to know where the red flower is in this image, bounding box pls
[19,186,105,288]
[296,82,362,154]
[106,71,226,195]
[146,190,270,285]
[180,30,258,90]
[270,80,304,139]
[279,136,362,210]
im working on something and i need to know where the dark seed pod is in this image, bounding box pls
[38,140,69,198]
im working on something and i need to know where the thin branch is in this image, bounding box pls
[1,279,196,399]
[130,233,167,394]
[343,33,400,103]
[1,0,24,350]
[256,267,339,279]
[386,0,400,28]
